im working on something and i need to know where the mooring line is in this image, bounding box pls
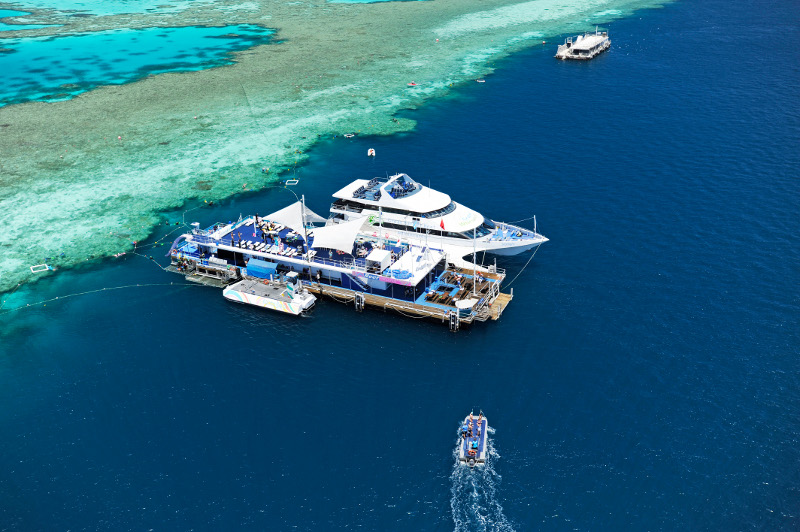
[502,245,540,289]
[0,282,214,316]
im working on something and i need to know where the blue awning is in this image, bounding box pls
[246,258,277,279]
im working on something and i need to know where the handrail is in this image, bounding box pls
[330,202,364,214]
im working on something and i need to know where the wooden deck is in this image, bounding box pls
[450,266,506,282]
[304,282,461,323]
[490,292,513,320]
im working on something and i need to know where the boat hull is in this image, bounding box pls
[483,241,544,256]
[223,286,315,315]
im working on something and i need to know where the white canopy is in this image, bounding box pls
[366,249,391,263]
[310,217,367,254]
[264,201,327,235]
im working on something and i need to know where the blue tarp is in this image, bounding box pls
[245,258,277,279]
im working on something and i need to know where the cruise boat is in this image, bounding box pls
[328,173,547,267]
[555,27,610,60]
[458,412,488,467]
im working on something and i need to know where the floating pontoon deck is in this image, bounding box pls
[167,208,514,330]
[556,28,610,60]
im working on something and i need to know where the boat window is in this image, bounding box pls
[421,201,457,218]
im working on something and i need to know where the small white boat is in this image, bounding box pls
[367,148,376,157]
[457,411,488,467]
[555,27,610,60]
[223,272,315,315]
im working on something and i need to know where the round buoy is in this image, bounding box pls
[117,136,122,140]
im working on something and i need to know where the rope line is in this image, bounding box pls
[506,214,538,224]
[503,245,540,289]
[390,306,430,319]
[0,282,213,315]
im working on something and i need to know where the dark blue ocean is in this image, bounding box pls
[2,0,798,529]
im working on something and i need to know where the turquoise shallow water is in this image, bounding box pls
[4,0,209,16]
[0,8,53,30]
[0,24,275,106]
[1,0,799,529]
[328,0,428,3]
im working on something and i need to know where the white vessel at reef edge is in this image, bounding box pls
[556,27,610,60]
[328,173,547,268]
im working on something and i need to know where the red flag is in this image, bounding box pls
[440,219,445,230]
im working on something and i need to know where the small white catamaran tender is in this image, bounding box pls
[458,411,488,467]
[223,270,315,316]
[555,27,610,60]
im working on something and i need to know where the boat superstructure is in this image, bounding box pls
[329,173,547,268]
[555,27,610,60]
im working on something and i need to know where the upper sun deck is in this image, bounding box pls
[571,32,608,51]
[332,173,451,214]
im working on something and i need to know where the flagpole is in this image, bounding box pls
[301,194,310,262]
[440,218,444,257]
[473,226,477,296]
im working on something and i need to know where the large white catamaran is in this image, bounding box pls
[328,173,548,268]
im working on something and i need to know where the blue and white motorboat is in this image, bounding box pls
[458,412,488,467]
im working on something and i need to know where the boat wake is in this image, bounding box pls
[450,427,514,532]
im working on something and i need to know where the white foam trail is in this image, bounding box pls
[450,426,515,532]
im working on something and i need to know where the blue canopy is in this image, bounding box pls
[246,258,277,279]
